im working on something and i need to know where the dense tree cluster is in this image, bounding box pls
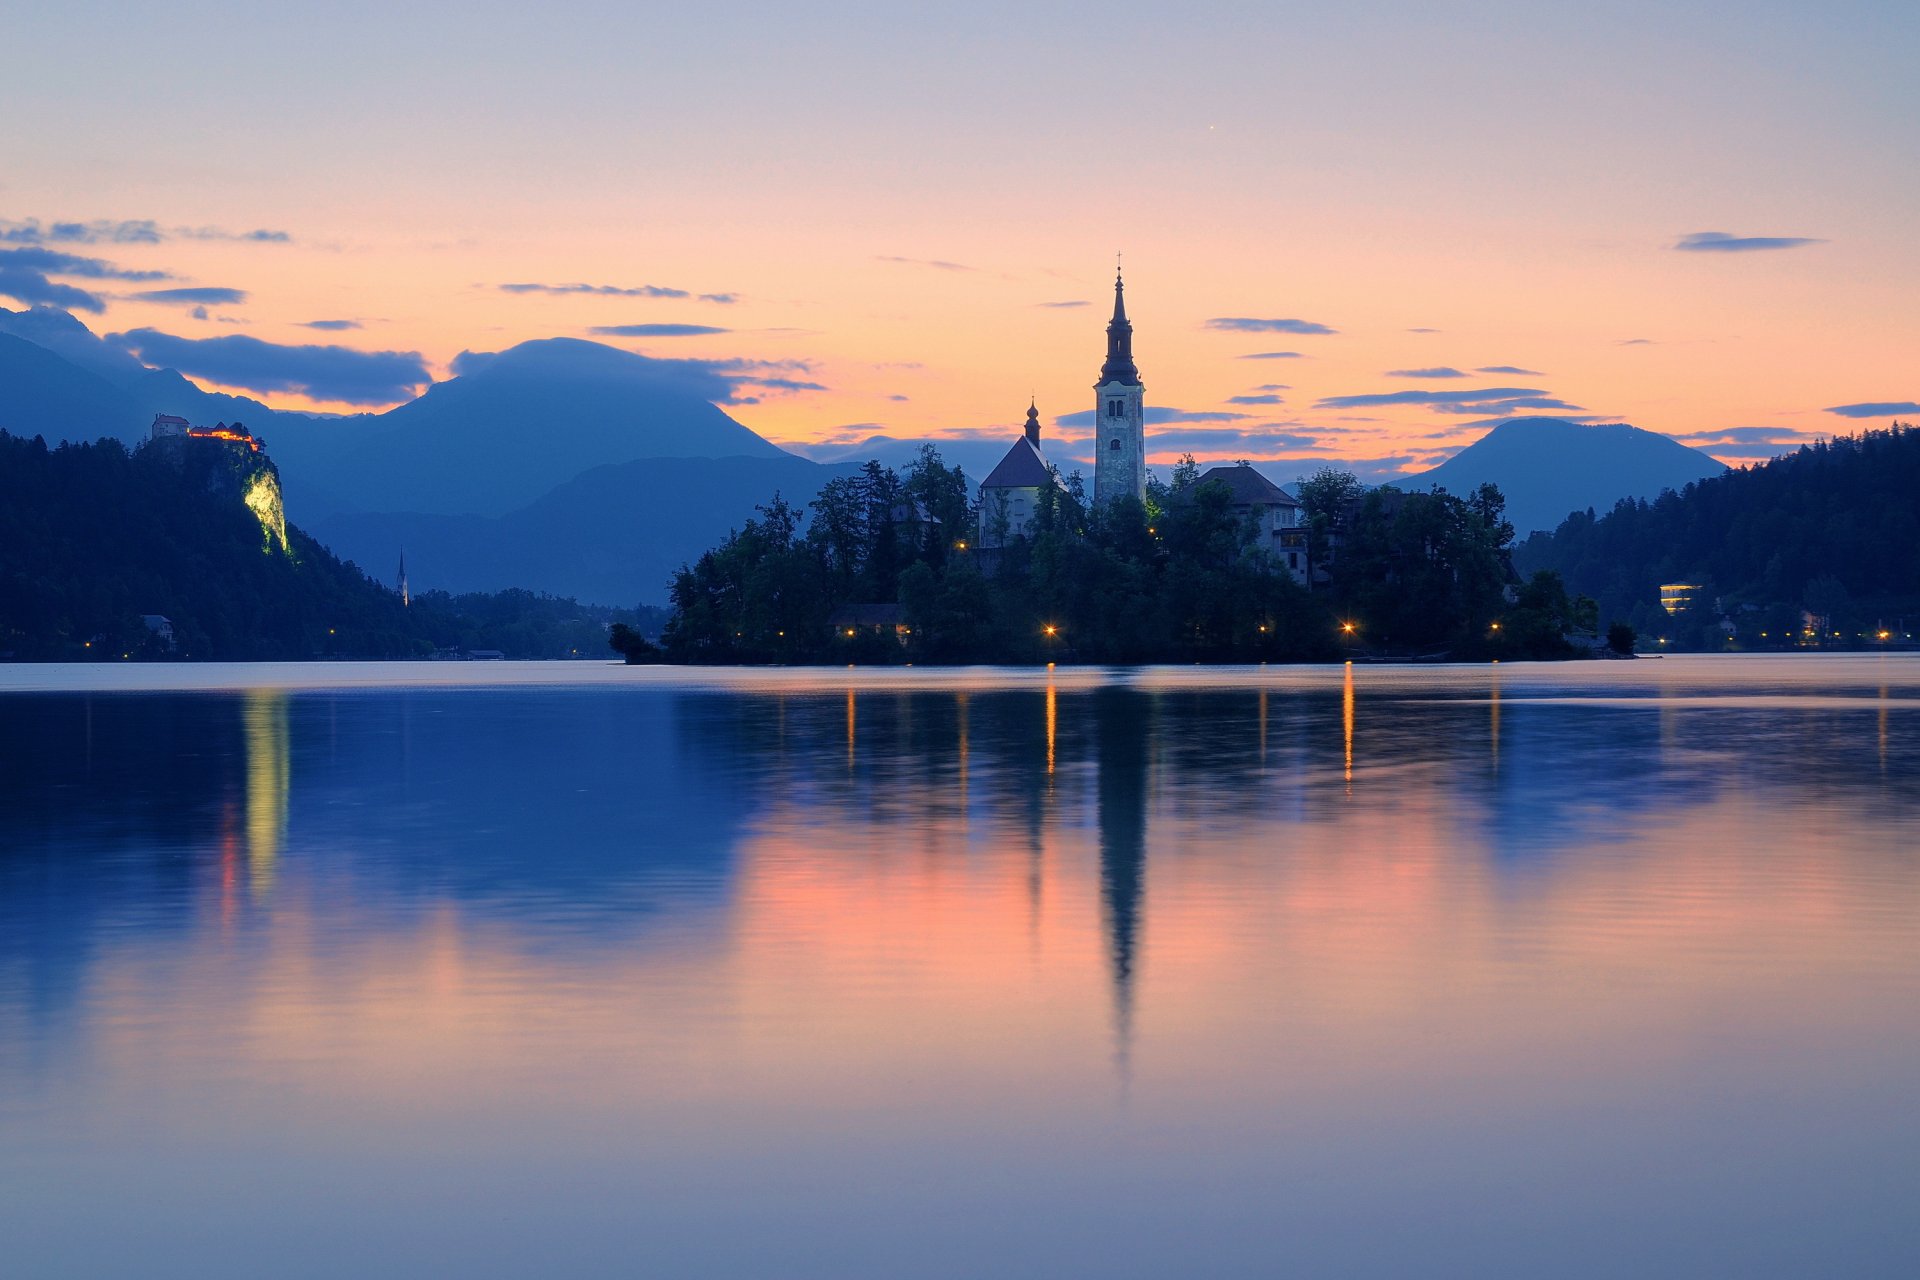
[1515,424,1920,648]
[662,446,1575,664]
[0,432,656,660]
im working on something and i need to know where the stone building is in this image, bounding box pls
[977,402,1064,549]
[1183,463,1309,584]
[1092,270,1145,508]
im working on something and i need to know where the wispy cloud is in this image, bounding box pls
[1386,367,1466,379]
[1035,299,1089,308]
[1226,393,1284,405]
[1674,231,1823,253]
[1618,338,1657,346]
[1315,385,1548,409]
[108,328,430,404]
[1054,406,1253,428]
[0,218,290,245]
[1237,351,1304,360]
[876,256,976,273]
[1144,427,1320,452]
[498,281,737,303]
[1680,427,1810,445]
[1204,316,1338,335]
[1314,385,1586,417]
[300,319,362,331]
[1825,400,1920,418]
[1406,328,1442,334]
[0,246,171,312]
[589,323,731,337]
[1477,365,1542,375]
[129,286,248,306]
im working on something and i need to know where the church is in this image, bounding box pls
[977,269,1145,548]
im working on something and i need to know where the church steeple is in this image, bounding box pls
[1099,268,1139,387]
[1024,399,1041,446]
[1093,261,1147,507]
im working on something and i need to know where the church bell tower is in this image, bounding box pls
[1093,267,1145,507]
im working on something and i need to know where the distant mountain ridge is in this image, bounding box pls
[0,312,795,519]
[1415,418,1726,536]
[308,453,858,605]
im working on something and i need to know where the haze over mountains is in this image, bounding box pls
[1,304,1738,604]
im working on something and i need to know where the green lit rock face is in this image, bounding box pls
[243,468,288,554]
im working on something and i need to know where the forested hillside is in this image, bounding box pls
[0,432,657,660]
[1515,425,1920,646]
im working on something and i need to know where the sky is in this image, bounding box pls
[5,0,1918,477]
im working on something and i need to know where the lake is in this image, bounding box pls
[2,656,1917,1277]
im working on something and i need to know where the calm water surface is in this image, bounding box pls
[2,656,1917,1277]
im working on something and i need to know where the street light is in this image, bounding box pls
[1043,624,1059,637]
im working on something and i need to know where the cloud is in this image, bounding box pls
[498,281,737,303]
[107,328,431,404]
[1143,427,1321,452]
[1238,351,1304,360]
[1406,328,1441,334]
[1204,317,1337,335]
[1825,401,1920,418]
[1315,385,1549,409]
[0,218,289,245]
[301,319,362,330]
[1673,231,1823,253]
[1432,396,1584,415]
[1680,427,1810,445]
[0,246,168,281]
[876,255,976,272]
[1226,393,1284,405]
[589,323,731,337]
[888,394,910,402]
[0,246,173,311]
[190,306,209,320]
[1387,367,1467,379]
[748,376,828,393]
[0,266,105,311]
[1617,338,1657,346]
[1054,406,1253,427]
[1035,300,1089,308]
[1477,365,1542,375]
[129,286,248,306]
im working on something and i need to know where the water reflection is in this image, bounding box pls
[242,688,288,893]
[2,660,1919,1277]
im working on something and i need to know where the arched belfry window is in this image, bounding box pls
[1109,437,1122,452]
[1107,399,1123,418]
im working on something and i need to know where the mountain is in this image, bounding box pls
[1514,424,1920,646]
[0,313,795,516]
[0,331,153,442]
[1415,418,1726,536]
[0,307,299,446]
[306,453,858,605]
[266,338,793,518]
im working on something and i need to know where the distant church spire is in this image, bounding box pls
[1093,260,1147,507]
[1099,267,1139,386]
[1024,399,1041,446]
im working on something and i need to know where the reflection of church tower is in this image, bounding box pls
[397,550,410,607]
[1093,268,1146,507]
[1094,687,1150,1071]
